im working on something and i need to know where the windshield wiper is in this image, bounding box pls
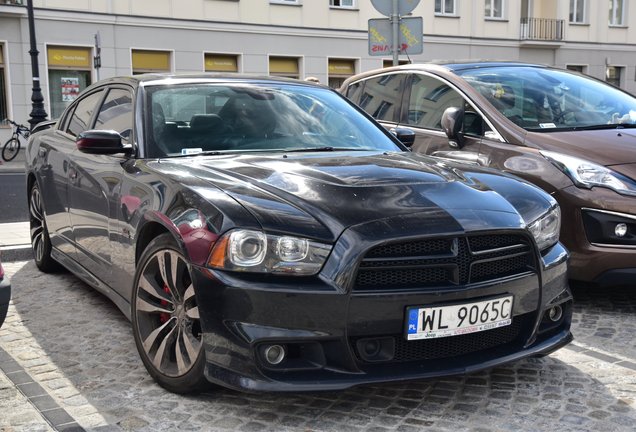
[283,147,374,153]
[571,124,636,131]
[527,123,636,132]
[171,150,225,158]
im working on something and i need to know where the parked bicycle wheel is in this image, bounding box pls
[2,138,20,162]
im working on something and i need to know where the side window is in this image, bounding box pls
[406,74,465,130]
[358,73,405,122]
[66,90,104,137]
[95,88,134,142]
[345,81,364,104]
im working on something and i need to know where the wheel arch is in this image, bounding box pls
[135,210,220,268]
[135,220,172,266]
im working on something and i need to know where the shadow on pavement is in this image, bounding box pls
[3,261,635,431]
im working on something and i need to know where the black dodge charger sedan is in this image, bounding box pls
[25,74,572,393]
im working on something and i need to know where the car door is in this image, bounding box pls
[67,86,134,288]
[37,90,106,261]
[398,73,485,164]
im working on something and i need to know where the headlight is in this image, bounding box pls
[527,205,561,251]
[208,229,331,275]
[541,150,636,196]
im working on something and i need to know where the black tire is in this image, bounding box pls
[2,137,20,162]
[131,233,209,394]
[29,184,60,272]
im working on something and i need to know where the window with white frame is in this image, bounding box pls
[609,0,625,25]
[569,0,586,23]
[270,0,300,5]
[435,0,456,15]
[330,0,355,8]
[485,0,504,19]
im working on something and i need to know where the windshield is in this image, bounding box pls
[144,82,402,157]
[457,66,636,132]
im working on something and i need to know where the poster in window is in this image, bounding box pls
[61,77,80,102]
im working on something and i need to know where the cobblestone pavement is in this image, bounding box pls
[0,261,635,432]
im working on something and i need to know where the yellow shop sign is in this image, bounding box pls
[48,46,92,68]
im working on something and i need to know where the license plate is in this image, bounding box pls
[405,296,513,340]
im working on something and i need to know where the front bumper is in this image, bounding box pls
[0,276,11,328]
[192,230,572,392]
[555,186,636,286]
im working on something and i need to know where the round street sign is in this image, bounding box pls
[371,0,421,16]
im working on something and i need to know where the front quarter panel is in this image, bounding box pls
[110,159,261,308]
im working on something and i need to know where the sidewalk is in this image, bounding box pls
[0,221,32,262]
[0,147,27,174]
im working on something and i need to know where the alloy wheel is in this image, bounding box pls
[135,248,202,377]
[29,186,46,264]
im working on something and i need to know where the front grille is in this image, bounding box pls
[352,313,530,364]
[354,234,535,291]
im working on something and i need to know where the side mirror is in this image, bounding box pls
[76,130,132,155]
[441,107,465,149]
[390,127,416,148]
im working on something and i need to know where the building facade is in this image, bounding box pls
[1,0,636,137]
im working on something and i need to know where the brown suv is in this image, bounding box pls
[341,62,636,287]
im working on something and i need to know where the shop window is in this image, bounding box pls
[382,59,410,68]
[204,54,239,73]
[132,50,171,75]
[328,58,356,89]
[47,45,93,119]
[606,66,622,88]
[566,65,586,73]
[269,56,300,79]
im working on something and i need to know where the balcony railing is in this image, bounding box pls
[520,18,564,42]
[1,0,24,4]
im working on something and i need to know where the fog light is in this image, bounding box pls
[363,340,381,357]
[547,305,563,322]
[263,344,286,365]
[615,223,628,238]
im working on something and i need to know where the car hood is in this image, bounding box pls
[159,151,554,242]
[528,128,636,166]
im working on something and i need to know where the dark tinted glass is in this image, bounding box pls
[345,81,365,104]
[406,74,464,130]
[458,66,636,130]
[357,73,405,122]
[145,83,403,157]
[95,88,133,141]
[67,90,104,137]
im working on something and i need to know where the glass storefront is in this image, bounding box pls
[47,46,92,119]
[328,58,356,89]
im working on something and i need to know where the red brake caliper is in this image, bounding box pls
[159,284,171,323]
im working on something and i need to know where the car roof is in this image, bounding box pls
[87,73,320,90]
[346,61,550,82]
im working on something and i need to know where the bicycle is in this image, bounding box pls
[2,119,30,162]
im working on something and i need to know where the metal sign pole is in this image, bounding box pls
[392,0,399,66]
